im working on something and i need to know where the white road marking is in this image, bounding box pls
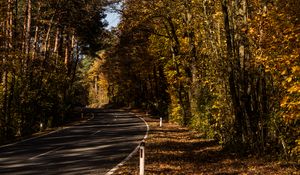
[29,146,64,160]
[64,145,111,153]
[0,113,95,149]
[105,112,149,175]
[91,130,101,135]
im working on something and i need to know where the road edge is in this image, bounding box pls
[105,112,149,175]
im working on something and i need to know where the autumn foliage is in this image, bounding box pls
[0,0,299,162]
[0,0,109,143]
[102,0,299,160]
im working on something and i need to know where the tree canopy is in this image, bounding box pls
[102,0,299,160]
[0,0,299,162]
[0,0,110,142]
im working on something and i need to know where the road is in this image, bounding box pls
[0,109,148,175]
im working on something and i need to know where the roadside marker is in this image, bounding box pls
[105,111,149,175]
[160,117,162,127]
[139,141,145,175]
[40,123,43,131]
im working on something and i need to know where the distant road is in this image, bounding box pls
[0,109,148,175]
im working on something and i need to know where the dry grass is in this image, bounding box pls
[115,111,299,175]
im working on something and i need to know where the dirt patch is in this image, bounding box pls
[115,111,299,175]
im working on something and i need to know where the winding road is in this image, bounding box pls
[0,109,148,175]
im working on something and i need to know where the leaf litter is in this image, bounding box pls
[115,111,299,175]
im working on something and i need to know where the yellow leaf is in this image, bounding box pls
[287,77,293,83]
[288,84,300,93]
[292,66,300,73]
[249,27,255,34]
[280,96,289,107]
[281,70,287,75]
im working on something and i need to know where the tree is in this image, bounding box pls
[104,0,299,159]
[0,0,110,143]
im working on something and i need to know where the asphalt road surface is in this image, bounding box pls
[0,109,148,175]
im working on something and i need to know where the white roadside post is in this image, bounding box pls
[160,117,162,127]
[40,123,43,131]
[139,141,145,175]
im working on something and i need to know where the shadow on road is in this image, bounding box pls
[0,109,148,175]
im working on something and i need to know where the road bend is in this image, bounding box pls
[0,109,147,175]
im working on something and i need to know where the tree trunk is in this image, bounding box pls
[166,17,191,126]
[94,76,98,95]
[222,0,244,145]
[183,1,197,124]
[53,28,60,54]
[32,2,40,59]
[3,0,14,139]
[42,16,54,56]
[24,0,31,56]
[64,33,70,73]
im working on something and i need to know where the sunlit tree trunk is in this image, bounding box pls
[64,33,71,74]
[183,0,197,125]
[94,76,98,95]
[32,2,40,59]
[64,34,70,66]
[24,0,31,56]
[53,28,60,55]
[42,16,54,57]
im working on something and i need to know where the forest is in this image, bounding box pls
[0,0,111,142]
[0,0,299,162]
